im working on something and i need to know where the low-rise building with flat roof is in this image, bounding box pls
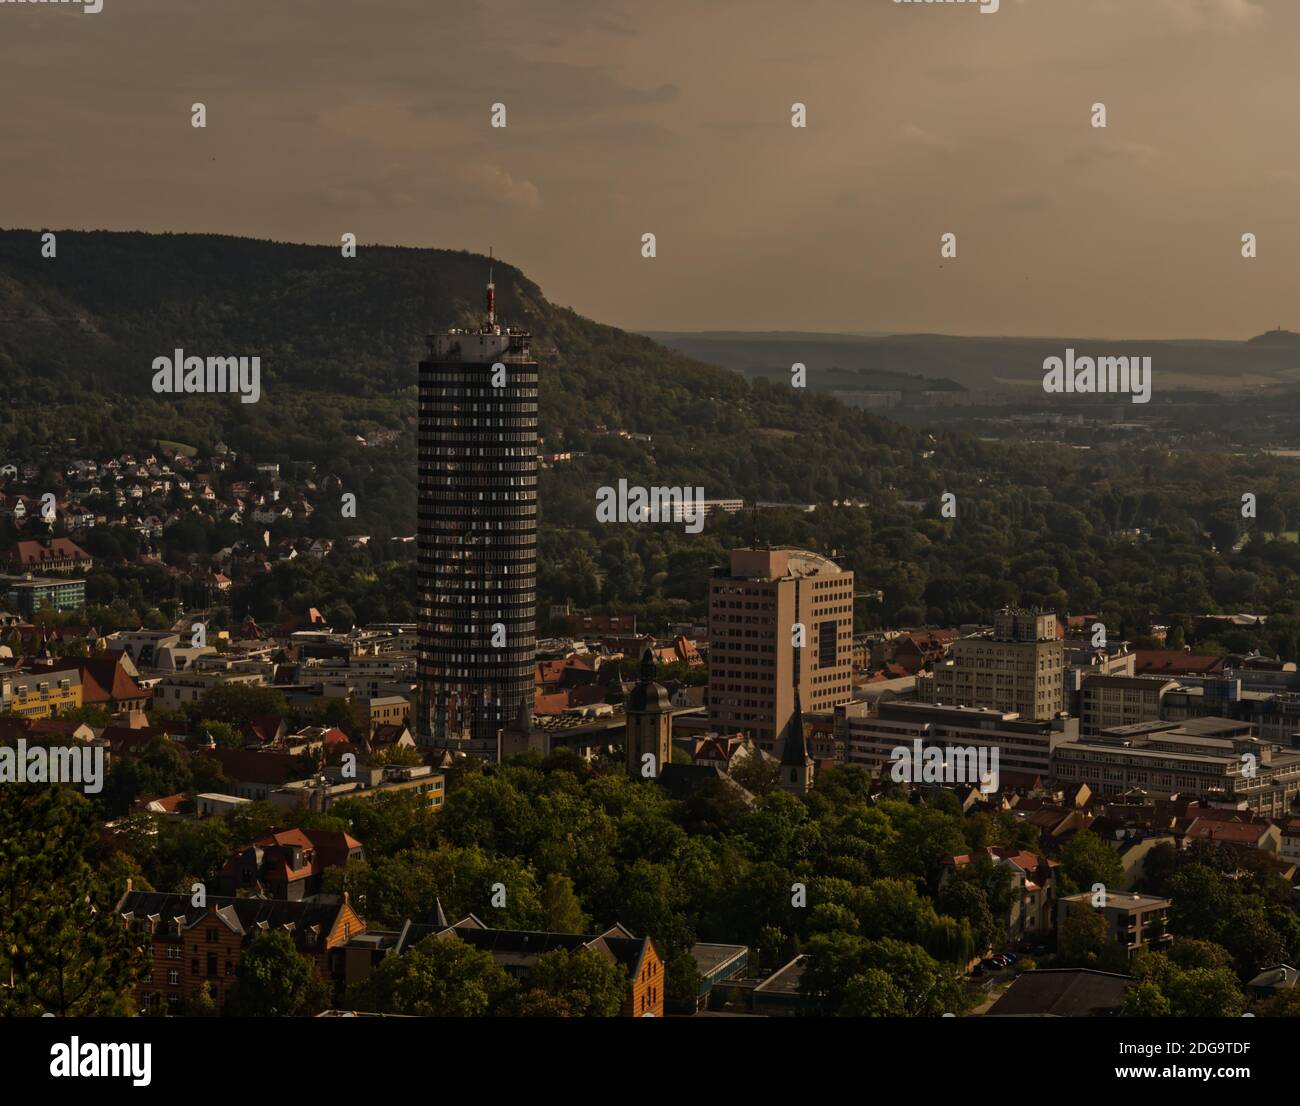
[1057,891,1171,959]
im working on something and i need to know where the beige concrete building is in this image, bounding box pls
[1052,717,1300,817]
[708,547,854,754]
[1057,891,1171,959]
[1079,675,1177,736]
[922,609,1065,721]
[839,699,1079,781]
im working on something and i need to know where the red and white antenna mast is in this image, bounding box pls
[486,247,496,327]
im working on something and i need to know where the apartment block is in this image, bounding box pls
[1057,891,1172,959]
[1,573,86,615]
[0,666,81,718]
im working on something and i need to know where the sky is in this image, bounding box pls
[1,0,1295,338]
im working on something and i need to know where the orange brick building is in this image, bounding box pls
[117,886,364,1013]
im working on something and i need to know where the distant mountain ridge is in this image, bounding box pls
[647,329,1300,395]
[0,228,921,512]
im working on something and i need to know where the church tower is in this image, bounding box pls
[779,688,814,794]
[625,643,673,779]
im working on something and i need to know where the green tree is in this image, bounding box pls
[511,947,626,1017]
[1058,903,1109,967]
[0,786,147,1015]
[540,872,589,933]
[349,936,515,1016]
[227,930,327,1016]
[1122,980,1172,1017]
[1059,830,1124,896]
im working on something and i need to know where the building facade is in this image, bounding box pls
[923,609,1065,721]
[840,699,1079,781]
[707,547,854,754]
[1051,717,1300,817]
[417,267,537,756]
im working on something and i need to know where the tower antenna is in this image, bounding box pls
[486,247,496,327]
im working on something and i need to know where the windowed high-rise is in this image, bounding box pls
[417,262,537,756]
[707,546,855,755]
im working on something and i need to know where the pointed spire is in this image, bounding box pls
[639,640,657,681]
[781,687,810,767]
[486,247,496,327]
[434,897,449,928]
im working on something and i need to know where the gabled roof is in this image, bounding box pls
[10,537,92,566]
[117,890,348,950]
[987,970,1133,1017]
[201,748,302,786]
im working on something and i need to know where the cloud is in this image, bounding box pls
[1065,140,1158,167]
[456,163,543,210]
[317,101,472,151]
[1157,0,1266,30]
[899,123,955,151]
[983,190,1051,214]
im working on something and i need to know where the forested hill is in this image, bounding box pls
[0,228,922,506]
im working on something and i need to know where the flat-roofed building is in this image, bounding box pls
[839,699,1078,781]
[708,547,854,755]
[1079,675,1177,736]
[1057,891,1172,959]
[1,573,87,615]
[1052,717,1300,817]
[921,608,1065,721]
[0,666,81,718]
[153,670,264,709]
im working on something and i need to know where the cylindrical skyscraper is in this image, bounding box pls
[417,265,537,757]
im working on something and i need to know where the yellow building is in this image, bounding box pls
[1,667,83,718]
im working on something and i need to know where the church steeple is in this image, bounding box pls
[626,639,672,779]
[779,687,814,794]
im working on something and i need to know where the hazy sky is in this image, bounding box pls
[1,0,1296,338]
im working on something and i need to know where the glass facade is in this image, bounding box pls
[416,326,537,754]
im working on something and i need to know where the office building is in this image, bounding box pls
[1051,717,1300,817]
[839,698,1078,781]
[707,546,854,754]
[921,608,1065,720]
[417,261,537,756]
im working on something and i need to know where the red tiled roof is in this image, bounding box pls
[1133,650,1225,675]
[101,726,170,756]
[202,748,301,786]
[24,656,146,705]
[533,691,570,716]
[1184,818,1271,845]
[10,538,92,567]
